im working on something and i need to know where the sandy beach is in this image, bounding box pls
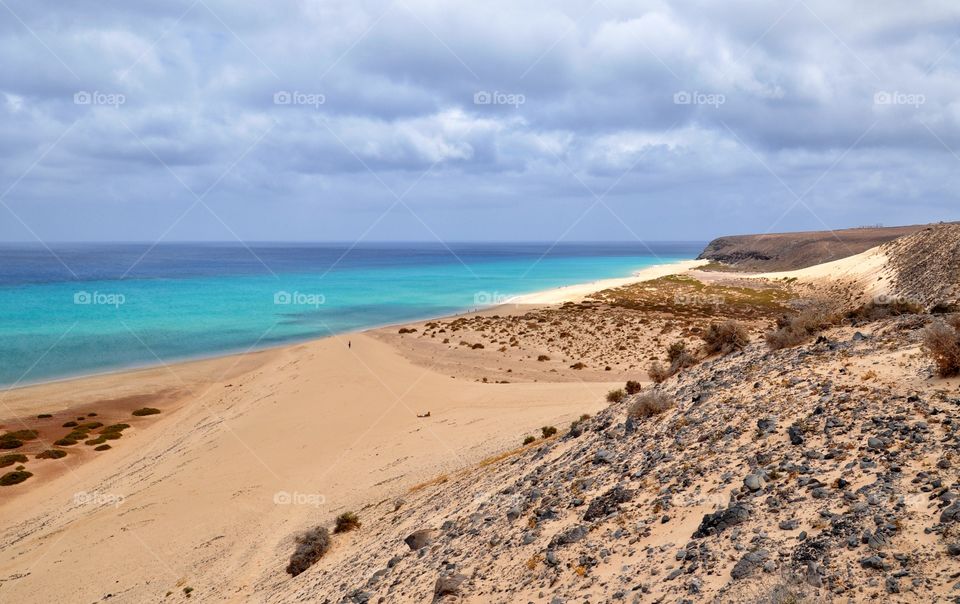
[0,261,696,602]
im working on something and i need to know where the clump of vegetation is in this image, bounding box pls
[844,298,923,323]
[536,354,550,362]
[569,362,586,370]
[765,305,833,350]
[923,317,960,377]
[54,438,78,447]
[85,437,107,446]
[0,453,28,468]
[397,327,417,334]
[36,413,53,419]
[605,388,625,403]
[471,343,484,350]
[624,380,642,395]
[131,407,161,417]
[94,444,111,451]
[62,421,78,428]
[628,390,675,419]
[541,425,558,438]
[0,439,23,450]
[286,526,331,576]
[647,361,672,384]
[702,320,750,355]
[523,435,536,445]
[334,511,361,534]
[36,449,67,460]
[0,470,33,486]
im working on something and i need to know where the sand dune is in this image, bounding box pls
[0,334,614,602]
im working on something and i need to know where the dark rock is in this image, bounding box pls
[941,502,960,524]
[757,417,777,433]
[404,529,437,551]
[693,503,751,538]
[583,486,633,521]
[549,525,588,547]
[788,426,805,446]
[731,549,769,580]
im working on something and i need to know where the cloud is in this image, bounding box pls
[0,0,959,242]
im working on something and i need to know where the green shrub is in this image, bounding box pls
[131,408,161,417]
[2,430,38,441]
[0,439,22,449]
[0,454,28,468]
[54,438,77,447]
[62,421,78,427]
[334,511,361,534]
[0,470,32,486]
[94,444,111,451]
[36,449,67,460]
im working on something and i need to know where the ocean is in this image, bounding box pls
[0,241,703,387]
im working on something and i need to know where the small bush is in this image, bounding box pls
[606,388,626,403]
[536,354,550,362]
[569,362,586,370]
[923,321,960,377]
[628,391,675,419]
[94,444,111,451]
[334,511,361,534]
[37,413,52,419]
[647,361,671,384]
[36,449,67,460]
[2,430,38,441]
[0,454,28,468]
[131,407,161,417]
[101,424,130,433]
[398,327,417,334]
[765,306,832,350]
[0,439,22,449]
[471,343,484,350]
[286,526,331,576]
[541,426,558,438]
[702,320,750,355]
[523,435,536,445]
[624,380,642,395]
[62,421,78,428]
[0,470,32,486]
[54,438,77,446]
[845,299,923,322]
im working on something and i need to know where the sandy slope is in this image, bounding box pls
[0,334,615,602]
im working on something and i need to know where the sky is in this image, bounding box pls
[0,0,958,243]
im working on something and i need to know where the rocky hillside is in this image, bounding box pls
[261,312,960,603]
[698,224,931,271]
[882,224,960,310]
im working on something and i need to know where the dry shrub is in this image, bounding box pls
[923,320,960,377]
[606,388,626,403]
[765,306,833,350]
[648,361,671,384]
[624,380,642,395]
[333,511,361,534]
[628,390,675,419]
[702,320,750,355]
[286,526,330,576]
[844,298,923,323]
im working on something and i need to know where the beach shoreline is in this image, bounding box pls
[0,257,700,396]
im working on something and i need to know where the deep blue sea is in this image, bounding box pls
[0,242,702,387]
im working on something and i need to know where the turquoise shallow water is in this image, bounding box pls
[0,242,702,387]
